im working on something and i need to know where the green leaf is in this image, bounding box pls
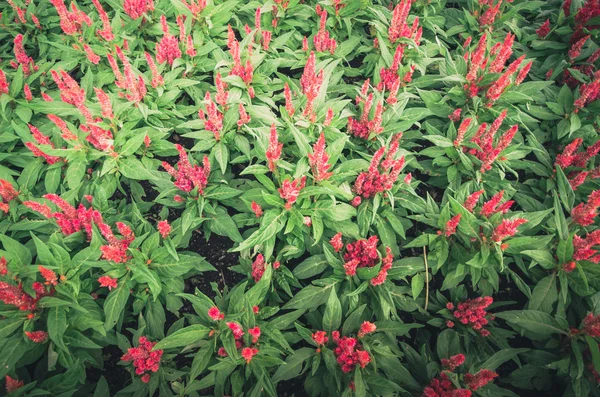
[48,306,68,352]
[103,277,130,331]
[153,325,210,350]
[481,348,529,371]
[494,310,568,336]
[0,317,24,339]
[322,287,342,332]
[283,285,331,310]
[119,157,155,180]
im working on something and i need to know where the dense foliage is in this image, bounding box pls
[1,0,600,396]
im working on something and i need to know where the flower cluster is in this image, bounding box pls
[156,16,182,66]
[300,52,324,122]
[480,190,513,217]
[388,0,421,44]
[441,354,465,372]
[308,133,333,182]
[121,337,163,383]
[0,281,38,312]
[98,222,135,263]
[582,313,600,337]
[98,276,118,290]
[107,47,147,103]
[24,195,101,238]
[344,236,380,268]
[491,218,528,242]
[573,231,600,263]
[347,93,384,140]
[208,307,225,321]
[422,373,472,397]
[265,124,283,172]
[464,369,498,391]
[447,296,493,336]
[572,190,600,226]
[353,135,405,198]
[25,331,49,343]
[332,333,370,373]
[278,177,306,210]
[123,0,154,19]
[0,180,18,213]
[357,321,376,338]
[5,375,24,393]
[162,145,211,196]
[313,6,337,54]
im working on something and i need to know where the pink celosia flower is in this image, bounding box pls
[251,254,266,282]
[208,306,225,321]
[572,190,600,226]
[23,84,32,101]
[284,83,295,117]
[0,282,38,311]
[312,330,328,346]
[515,61,532,85]
[0,70,8,95]
[122,337,163,381]
[348,93,384,139]
[91,0,114,41]
[98,221,135,263]
[441,353,465,372]
[162,145,210,195]
[448,108,462,122]
[215,73,228,106]
[330,232,343,252]
[241,347,258,363]
[5,375,24,393]
[51,69,92,121]
[238,104,251,127]
[278,176,306,210]
[38,266,58,286]
[198,92,223,140]
[451,296,493,336]
[388,0,417,43]
[49,0,91,36]
[248,326,261,343]
[265,123,283,172]
[422,373,471,397]
[536,19,550,38]
[308,133,333,182]
[444,214,461,237]
[492,218,527,242]
[227,322,244,339]
[464,190,484,212]
[370,247,393,286]
[324,108,334,126]
[94,88,114,119]
[156,16,182,66]
[157,220,171,238]
[25,331,48,343]
[344,236,380,268]
[98,275,118,290]
[0,179,18,213]
[14,34,36,76]
[84,44,100,64]
[313,6,337,54]
[123,0,154,19]
[582,313,600,337]
[251,201,263,217]
[354,136,405,198]
[479,1,502,27]
[333,336,370,372]
[465,369,498,390]
[454,118,472,147]
[145,52,164,88]
[358,321,376,337]
[300,52,324,122]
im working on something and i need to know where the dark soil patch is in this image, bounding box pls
[87,344,131,395]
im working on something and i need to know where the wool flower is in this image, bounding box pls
[312,331,328,346]
[464,369,498,391]
[451,296,493,336]
[157,220,171,238]
[98,276,118,290]
[265,124,283,172]
[300,52,323,122]
[308,133,333,182]
[25,331,48,343]
[330,232,343,252]
[208,307,225,321]
[358,321,376,337]
[162,145,210,195]
[354,135,405,198]
[441,353,465,372]
[278,176,306,210]
[241,347,258,363]
[248,327,261,343]
[251,201,263,217]
[121,337,163,381]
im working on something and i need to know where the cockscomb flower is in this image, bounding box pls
[0,257,7,276]
[284,83,295,117]
[371,247,393,286]
[379,45,404,91]
[582,313,600,337]
[25,331,48,343]
[451,296,493,336]
[348,94,384,139]
[448,108,462,122]
[422,373,471,397]
[465,369,498,391]
[197,92,223,140]
[248,327,261,343]
[330,232,343,252]
[515,61,532,85]
[238,104,251,128]
[49,0,91,36]
[162,145,211,195]
[308,133,333,182]
[344,236,380,268]
[479,1,502,27]
[571,190,600,226]
[324,108,334,126]
[23,84,32,101]
[453,118,472,147]
[0,282,38,311]
[0,70,8,95]
[569,35,590,62]
[441,353,465,372]
[569,170,589,190]
[279,176,306,210]
[98,221,135,264]
[91,0,114,41]
[265,124,283,172]
[300,52,324,122]
[98,276,118,290]
[208,306,225,321]
[251,254,267,282]
[344,259,359,276]
[573,231,600,262]
[312,331,328,346]
[123,0,154,19]
[157,220,171,238]
[227,322,244,339]
[156,16,182,66]
[38,266,58,286]
[182,0,206,18]
[388,0,417,43]
[354,136,405,198]
[51,69,92,121]
[13,35,37,75]
[84,44,100,64]
[562,261,577,272]
[555,138,582,169]
[215,73,228,106]
[444,214,461,237]
[466,33,487,83]
[536,19,550,38]
[0,179,18,213]
[313,6,337,54]
[25,125,62,165]
[333,336,370,372]
[251,201,263,217]
[464,190,484,212]
[574,74,600,111]
[80,121,114,152]
[358,321,376,337]
[122,337,162,381]
[241,347,258,363]
[491,218,527,242]
[480,190,513,217]
[5,375,24,393]
[145,52,164,88]
[94,88,114,119]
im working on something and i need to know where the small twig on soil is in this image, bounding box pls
[423,246,429,311]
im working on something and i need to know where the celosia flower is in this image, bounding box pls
[569,35,590,61]
[464,369,498,391]
[571,190,600,226]
[251,254,266,282]
[49,0,92,35]
[448,108,462,122]
[215,73,228,106]
[98,222,135,263]
[464,190,484,212]
[300,52,324,122]
[251,201,263,217]
[344,259,359,276]
[562,261,577,272]
[0,282,38,311]
[0,70,8,95]
[284,83,295,117]
[333,336,370,372]
[480,190,513,217]
[23,84,32,101]
[227,322,244,339]
[248,326,261,343]
[162,145,210,195]
[237,104,251,128]
[157,220,171,238]
[324,108,334,126]
[0,179,18,213]
[388,0,417,43]
[313,6,337,54]
[48,115,77,141]
[351,196,362,207]
[265,124,283,172]
[145,52,164,88]
[94,88,114,119]
[370,247,393,286]
[536,19,550,38]
[573,231,600,262]
[121,337,163,381]
[422,373,471,397]
[444,214,461,237]
[454,118,472,147]
[278,176,306,210]
[208,306,225,321]
[91,0,114,41]
[51,69,92,121]
[5,375,24,393]
[312,331,328,346]
[491,218,527,242]
[466,34,487,83]
[582,313,600,337]
[217,347,228,357]
[241,347,258,363]
[0,257,7,276]
[515,61,532,85]
[25,331,49,343]
[98,275,118,290]
[39,266,58,286]
[358,321,376,337]
[308,133,333,182]
[556,138,583,168]
[344,236,380,268]
[156,16,182,66]
[84,44,100,64]
[451,296,493,336]
[123,0,154,19]
[354,136,405,198]
[441,353,465,372]
[330,232,343,252]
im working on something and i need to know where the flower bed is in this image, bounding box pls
[1,0,600,396]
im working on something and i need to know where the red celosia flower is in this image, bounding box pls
[451,296,493,336]
[39,266,58,286]
[265,124,283,172]
[344,259,359,276]
[144,52,164,88]
[241,347,259,363]
[351,196,362,207]
[379,45,404,91]
[217,347,228,357]
[313,6,337,54]
[122,337,163,381]
[23,84,32,101]
[371,247,393,286]
[515,61,532,85]
[348,93,384,139]
[227,322,244,339]
[5,375,24,393]
[251,201,263,217]
[480,190,513,217]
[454,118,472,147]
[252,305,259,314]
[208,306,225,321]
[300,52,324,122]
[491,218,527,242]
[123,0,154,19]
[98,222,135,263]
[358,321,376,337]
[569,170,589,190]
[84,44,100,64]
[445,214,461,237]
[162,145,210,195]
[98,275,118,290]
[26,330,49,343]
[466,34,487,83]
[556,138,583,168]
[465,369,498,391]
[448,108,462,122]
[108,48,147,104]
[156,16,182,66]
[354,136,405,198]
[279,176,306,210]
[284,83,295,117]
[197,92,223,140]
[464,190,484,212]
[51,69,92,121]
[48,114,77,140]
[308,133,333,182]
[91,0,114,41]
[573,231,600,262]
[536,19,550,38]
[572,190,600,226]
[251,254,267,282]
[574,73,600,111]
[312,330,328,346]
[569,35,590,62]
[157,220,171,238]
[388,0,417,43]
[0,282,38,311]
[215,73,228,106]
[479,1,502,27]
[441,353,465,372]
[333,336,370,372]
[94,88,114,119]
[248,326,261,343]
[0,179,18,213]
[0,257,7,276]
[324,107,334,126]
[238,104,251,127]
[331,232,343,252]
[344,235,380,268]
[562,261,577,272]
[0,70,8,95]
[422,373,472,397]
[582,313,600,337]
